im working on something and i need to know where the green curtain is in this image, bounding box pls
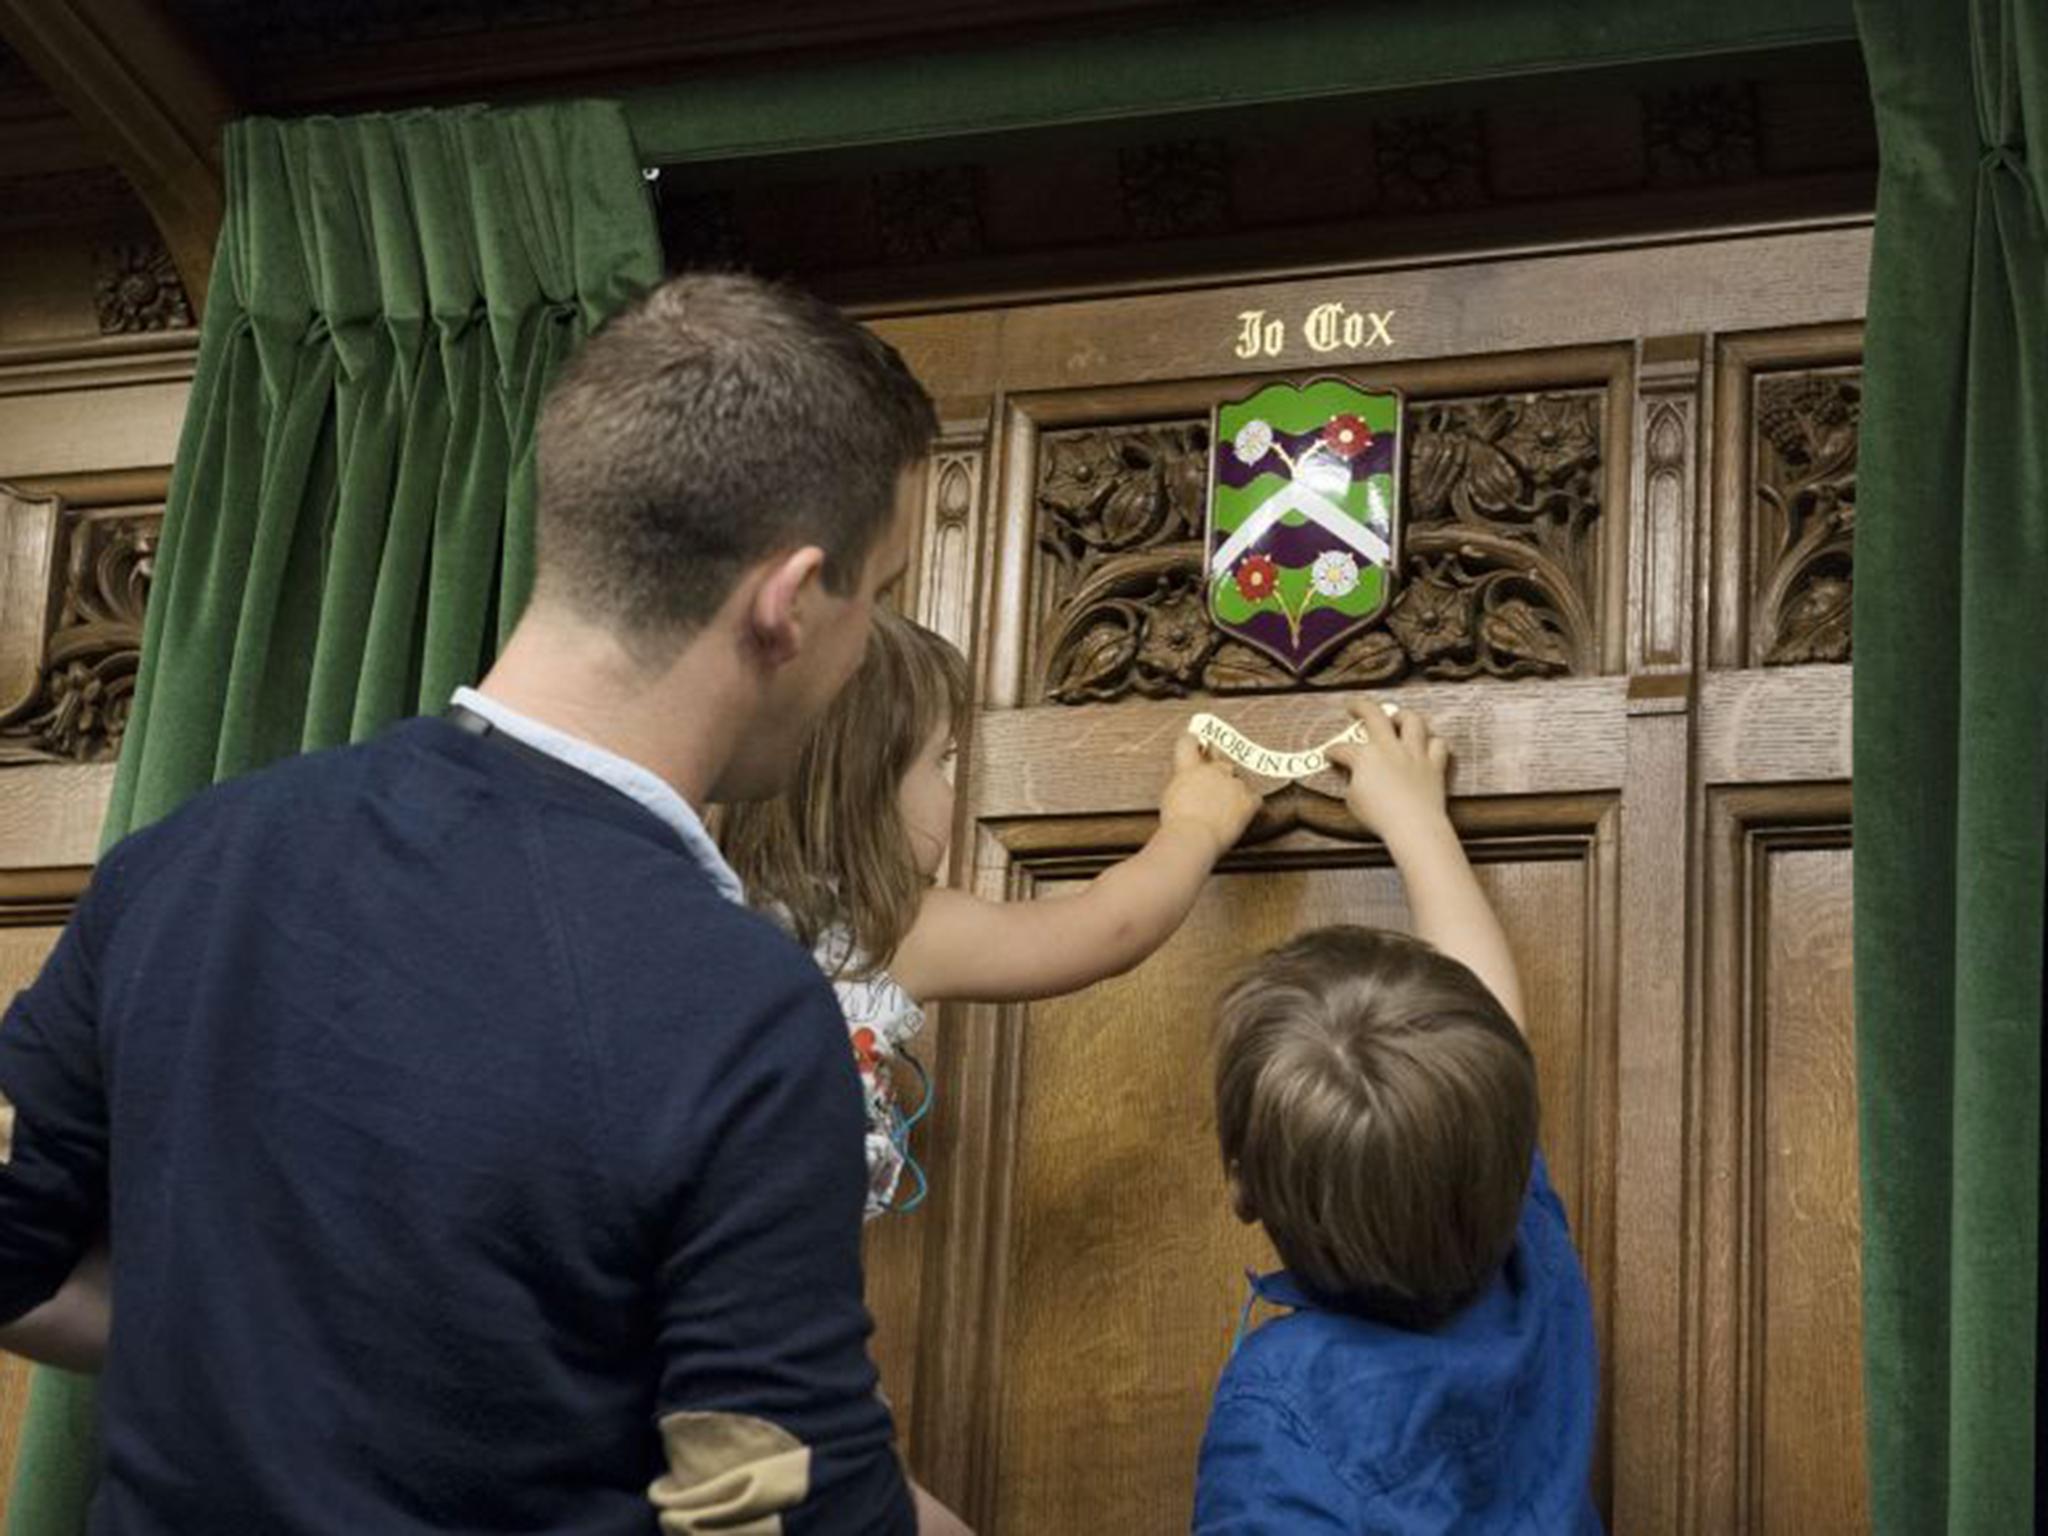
[4,100,660,1536]
[1852,3,2047,1534]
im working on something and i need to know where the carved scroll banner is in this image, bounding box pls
[1206,376,1404,674]
[1187,703,1398,781]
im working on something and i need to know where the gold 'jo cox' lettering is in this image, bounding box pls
[1232,303,1398,360]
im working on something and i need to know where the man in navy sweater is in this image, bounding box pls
[0,274,943,1533]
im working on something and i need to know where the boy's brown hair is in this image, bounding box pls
[1214,925,1538,1327]
[533,272,936,650]
[719,608,971,977]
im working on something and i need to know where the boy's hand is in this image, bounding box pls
[1323,700,1452,843]
[1160,733,1261,860]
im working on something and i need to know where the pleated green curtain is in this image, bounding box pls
[4,99,660,1536]
[1851,2,2048,1533]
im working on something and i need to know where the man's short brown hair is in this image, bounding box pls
[1214,926,1538,1327]
[533,272,936,642]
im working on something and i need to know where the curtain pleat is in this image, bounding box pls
[1851,2,2048,1531]
[3,98,659,1536]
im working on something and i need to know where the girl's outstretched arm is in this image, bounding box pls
[890,735,1260,1004]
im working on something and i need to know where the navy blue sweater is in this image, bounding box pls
[0,718,910,1534]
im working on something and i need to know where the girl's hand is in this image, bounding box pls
[1159,733,1261,860]
[1323,700,1451,843]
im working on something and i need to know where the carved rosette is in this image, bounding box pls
[1373,112,1488,212]
[1117,139,1232,239]
[93,241,195,334]
[1644,84,1761,186]
[1036,390,1604,702]
[875,165,985,263]
[1752,370,1857,665]
[0,509,158,764]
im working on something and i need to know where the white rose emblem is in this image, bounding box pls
[1310,550,1361,598]
[1232,419,1275,466]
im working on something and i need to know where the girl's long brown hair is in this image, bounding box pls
[719,607,971,978]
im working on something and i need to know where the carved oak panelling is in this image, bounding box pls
[0,494,158,765]
[1035,390,1604,702]
[1752,369,1857,666]
[1694,787,1864,1534]
[917,441,987,656]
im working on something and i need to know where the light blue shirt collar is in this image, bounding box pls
[449,686,744,906]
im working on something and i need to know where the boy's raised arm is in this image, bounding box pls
[1325,702,1527,1031]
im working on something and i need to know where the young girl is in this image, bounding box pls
[719,607,1261,1218]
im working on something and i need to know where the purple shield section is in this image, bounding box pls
[1223,603,1357,669]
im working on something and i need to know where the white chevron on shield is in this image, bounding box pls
[1209,478,1392,576]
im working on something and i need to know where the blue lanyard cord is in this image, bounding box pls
[893,1045,933,1132]
[882,1047,934,1214]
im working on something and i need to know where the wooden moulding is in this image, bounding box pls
[871,227,1873,401]
[970,678,1630,819]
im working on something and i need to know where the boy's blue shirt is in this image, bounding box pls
[1193,1152,1603,1535]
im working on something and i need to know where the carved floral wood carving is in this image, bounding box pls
[876,165,986,263]
[1037,391,1604,702]
[1644,83,1761,186]
[1752,370,1857,665]
[93,241,196,334]
[1117,139,1232,239]
[0,504,158,765]
[1374,112,1488,212]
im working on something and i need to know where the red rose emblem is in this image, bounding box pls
[851,1027,882,1075]
[1233,553,1279,602]
[1321,414,1373,460]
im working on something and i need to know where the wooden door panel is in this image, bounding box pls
[1755,843,1862,1536]
[991,831,1613,1533]
[870,240,1868,1535]
[1695,787,1863,1536]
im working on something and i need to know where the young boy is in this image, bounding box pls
[1193,700,1602,1534]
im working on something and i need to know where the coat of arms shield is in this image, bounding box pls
[1206,377,1403,674]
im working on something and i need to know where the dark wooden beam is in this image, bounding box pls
[0,0,230,313]
[208,0,1193,113]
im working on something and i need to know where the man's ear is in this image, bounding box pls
[747,546,829,666]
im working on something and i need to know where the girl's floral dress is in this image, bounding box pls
[814,928,927,1220]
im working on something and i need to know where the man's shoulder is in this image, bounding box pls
[535,820,798,969]
[94,728,415,884]
[543,849,839,1057]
